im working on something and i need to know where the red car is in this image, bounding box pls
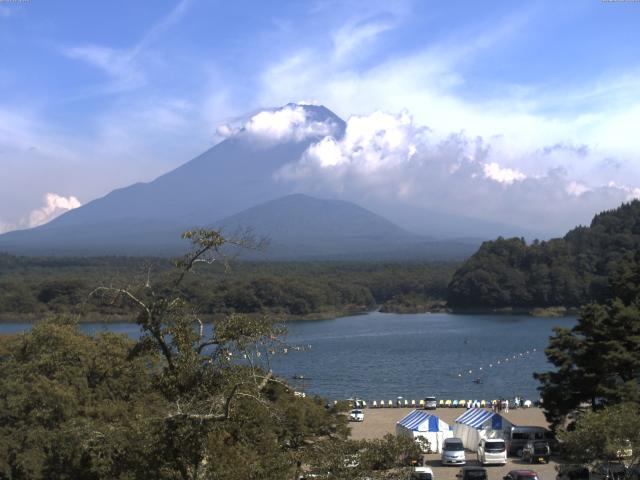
[503,470,540,480]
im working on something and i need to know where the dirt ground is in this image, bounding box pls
[349,407,560,480]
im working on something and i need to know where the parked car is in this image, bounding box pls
[590,462,627,480]
[410,466,434,480]
[507,426,554,456]
[442,437,466,466]
[424,396,437,410]
[521,440,550,463]
[503,470,539,480]
[349,409,364,422]
[477,438,507,465]
[555,464,590,480]
[627,464,640,480]
[456,466,487,480]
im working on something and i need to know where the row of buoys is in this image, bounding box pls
[456,347,538,378]
[369,399,424,408]
[235,343,313,359]
[269,344,312,355]
[334,398,534,409]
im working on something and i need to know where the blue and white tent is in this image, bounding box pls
[395,410,453,453]
[453,408,513,450]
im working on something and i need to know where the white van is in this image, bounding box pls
[476,438,506,465]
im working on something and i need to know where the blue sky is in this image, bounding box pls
[1,0,640,233]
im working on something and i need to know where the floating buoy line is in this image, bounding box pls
[456,347,539,379]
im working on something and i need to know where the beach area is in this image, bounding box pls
[350,407,560,480]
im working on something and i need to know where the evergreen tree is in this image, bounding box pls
[535,254,640,429]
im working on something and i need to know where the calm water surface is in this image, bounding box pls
[0,312,575,402]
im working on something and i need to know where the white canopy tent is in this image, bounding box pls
[395,410,454,453]
[453,408,513,450]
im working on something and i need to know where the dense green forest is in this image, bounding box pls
[447,200,640,309]
[0,254,457,320]
[0,231,422,479]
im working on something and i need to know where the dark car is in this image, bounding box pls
[507,426,555,456]
[627,464,640,480]
[521,440,550,463]
[456,466,488,480]
[590,462,627,480]
[503,469,539,480]
[555,464,590,480]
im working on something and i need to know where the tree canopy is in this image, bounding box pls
[534,253,640,430]
[448,201,640,309]
[0,230,420,480]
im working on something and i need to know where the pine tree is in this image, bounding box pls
[535,254,640,429]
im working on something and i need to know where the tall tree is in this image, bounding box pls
[535,254,640,429]
[0,230,421,479]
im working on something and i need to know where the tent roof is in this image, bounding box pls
[397,410,449,432]
[455,408,505,429]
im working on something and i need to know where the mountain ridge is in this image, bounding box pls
[0,104,534,258]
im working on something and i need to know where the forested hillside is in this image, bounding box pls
[0,255,456,320]
[447,201,640,309]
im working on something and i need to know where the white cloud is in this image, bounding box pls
[242,104,338,144]
[62,45,144,94]
[272,108,640,234]
[483,162,526,185]
[0,193,81,234]
[566,181,589,197]
[28,193,81,228]
[277,110,422,178]
[606,181,640,201]
[256,14,640,192]
[332,18,394,63]
[60,0,191,97]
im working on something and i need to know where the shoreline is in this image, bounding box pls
[0,304,579,324]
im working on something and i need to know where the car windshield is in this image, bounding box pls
[485,441,505,452]
[350,410,361,414]
[425,397,436,401]
[444,442,463,451]
[464,470,487,479]
[517,476,539,480]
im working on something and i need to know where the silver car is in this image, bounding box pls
[442,438,466,465]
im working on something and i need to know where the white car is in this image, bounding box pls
[442,437,466,465]
[477,438,507,465]
[349,409,364,422]
[411,466,434,480]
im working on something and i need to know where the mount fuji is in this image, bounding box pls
[0,104,533,259]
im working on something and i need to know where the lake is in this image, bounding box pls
[0,312,575,403]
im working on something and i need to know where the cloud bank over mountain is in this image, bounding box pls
[267,107,639,234]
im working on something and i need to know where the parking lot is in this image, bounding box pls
[349,407,560,480]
